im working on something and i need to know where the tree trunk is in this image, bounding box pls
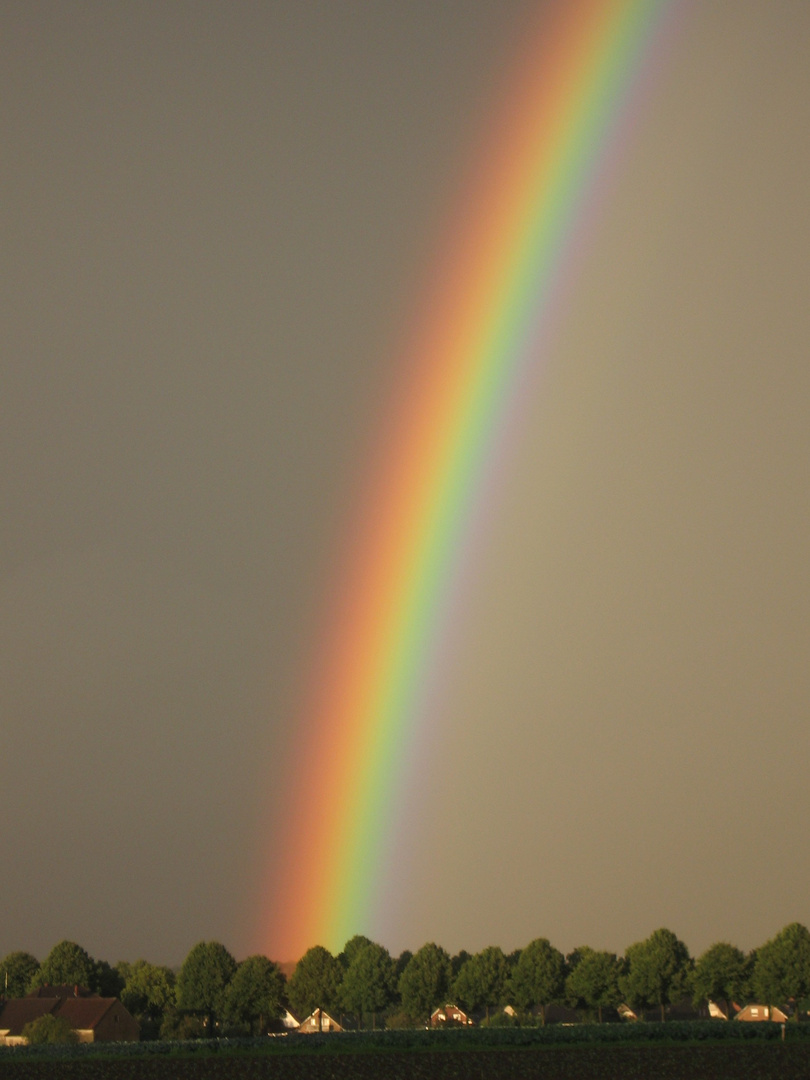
[660,1002,665,1022]
[541,1003,546,1027]
[598,1005,602,1024]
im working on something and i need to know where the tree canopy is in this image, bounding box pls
[620,928,691,1021]
[119,959,176,1024]
[752,922,810,1016]
[1,952,39,997]
[510,938,566,1025]
[691,942,749,1015]
[31,941,95,991]
[453,946,509,1022]
[224,955,284,1034]
[565,947,621,1022]
[339,936,375,970]
[398,943,452,1023]
[339,943,396,1027]
[176,941,237,1033]
[93,959,124,998]
[286,946,343,1024]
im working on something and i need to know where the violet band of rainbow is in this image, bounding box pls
[261,0,676,960]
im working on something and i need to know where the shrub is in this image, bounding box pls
[21,1014,79,1045]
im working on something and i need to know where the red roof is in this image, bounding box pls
[0,995,119,1036]
[57,998,116,1030]
[27,985,94,999]
[0,998,59,1036]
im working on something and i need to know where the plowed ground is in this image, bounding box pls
[3,1043,810,1080]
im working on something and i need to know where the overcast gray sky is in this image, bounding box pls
[2,0,809,967]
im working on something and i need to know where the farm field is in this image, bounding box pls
[3,1043,810,1080]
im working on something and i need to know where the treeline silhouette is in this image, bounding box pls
[3,923,809,1038]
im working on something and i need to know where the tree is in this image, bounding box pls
[92,959,124,998]
[339,943,396,1028]
[691,942,749,1017]
[286,946,343,1030]
[506,950,522,974]
[224,955,284,1035]
[451,950,471,980]
[510,938,566,1025]
[21,1014,78,1045]
[752,923,810,1019]
[338,935,375,970]
[565,947,620,1022]
[453,947,509,1023]
[620,928,691,1022]
[394,951,412,986]
[119,960,176,1036]
[398,943,452,1024]
[1,952,39,998]
[30,941,95,991]
[176,941,237,1036]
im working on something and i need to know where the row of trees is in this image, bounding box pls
[285,925,810,1028]
[4,923,810,1037]
[0,941,280,1039]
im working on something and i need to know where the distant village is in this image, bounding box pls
[2,923,809,1045]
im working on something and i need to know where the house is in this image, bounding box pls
[0,986,139,1045]
[27,985,96,999]
[266,1008,300,1033]
[734,1004,789,1023]
[430,1004,474,1027]
[296,1008,342,1033]
[617,999,705,1023]
[708,1000,743,1020]
[0,999,58,1046]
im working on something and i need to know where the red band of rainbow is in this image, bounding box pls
[259,0,676,961]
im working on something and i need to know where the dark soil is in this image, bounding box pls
[2,1044,810,1080]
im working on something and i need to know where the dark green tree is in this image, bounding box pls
[506,950,522,974]
[398,943,452,1024]
[92,959,124,998]
[339,943,396,1028]
[510,938,565,1025]
[338,935,375,970]
[394,950,412,988]
[453,946,509,1023]
[286,946,343,1030]
[21,1014,78,1044]
[176,941,237,1036]
[620,928,691,1022]
[119,960,176,1035]
[691,942,749,1017]
[1,952,39,997]
[451,950,471,980]
[752,923,810,1019]
[224,955,284,1034]
[565,947,621,1022]
[30,941,95,991]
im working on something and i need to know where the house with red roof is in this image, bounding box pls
[734,1003,789,1023]
[0,985,139,1045]
[430,1004,474,1027]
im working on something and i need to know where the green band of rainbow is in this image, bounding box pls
[260,0,675,960]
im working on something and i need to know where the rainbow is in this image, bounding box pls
[260,0,675,960]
